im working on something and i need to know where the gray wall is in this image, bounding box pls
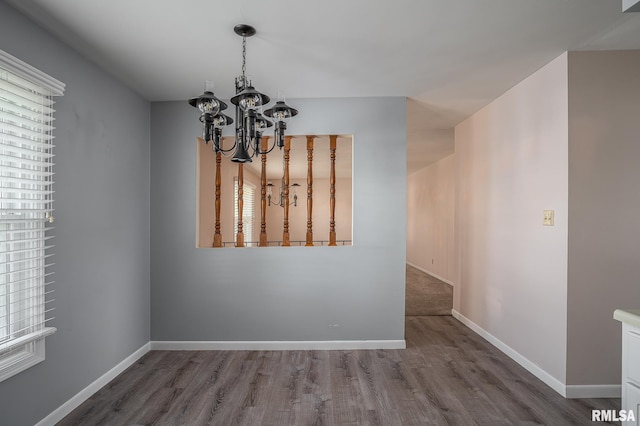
[0,2,150,425]
[567,50,640,386]
[151,98,406,341]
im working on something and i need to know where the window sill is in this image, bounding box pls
[0,327,56,382]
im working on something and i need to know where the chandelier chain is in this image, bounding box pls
[242,36,247,80]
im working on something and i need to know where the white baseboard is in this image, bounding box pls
[32,317,621,426]
[452,309,622,399]
[35,338,403,425]
[565,385,621,399]
[406,261,455,287]
[452,309,623,399]
[452,309,568,397]
[36,342,151,426]
[151,340,406,351]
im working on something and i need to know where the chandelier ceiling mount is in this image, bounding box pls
[233,24,256,38]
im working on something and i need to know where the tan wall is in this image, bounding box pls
[196,140,260,247]
[406,154,455,283]
[451,50,640,391]
[566,50,640,386]
[265,178,352,245]
[455,53,569,384]
[197,139,351,247]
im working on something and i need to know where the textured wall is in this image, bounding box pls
[0,2,150,425]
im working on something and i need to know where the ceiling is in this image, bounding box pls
[7,0,640,174]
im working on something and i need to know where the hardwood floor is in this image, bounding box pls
[405,265,453,316]
[58,317,620,425]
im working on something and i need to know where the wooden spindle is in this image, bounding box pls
[213,150,222,247]
[306,135,315,246]
[329,135,337,246]
[282,136,292,247]
[236,163,245,247]
[259,137,269,247]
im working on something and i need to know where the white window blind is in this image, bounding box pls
[0,49,63,382]
[234,179,255,246]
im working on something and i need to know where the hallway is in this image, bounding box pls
[406,264,453,316]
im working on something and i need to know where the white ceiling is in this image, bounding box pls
[8,0,640,173]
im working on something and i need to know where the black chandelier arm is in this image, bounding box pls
[247,139,258,158]
[216,145,238,155]
[213,136,238,154]
[268,190,298,208]
[256,136,278,155]
[270,198,284,207]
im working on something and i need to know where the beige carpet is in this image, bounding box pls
[405,264,453,316]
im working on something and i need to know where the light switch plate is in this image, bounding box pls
[543,210,554,226]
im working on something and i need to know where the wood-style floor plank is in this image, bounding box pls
[57,317,620,426]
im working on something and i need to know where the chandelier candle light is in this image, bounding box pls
[188,24,299,162]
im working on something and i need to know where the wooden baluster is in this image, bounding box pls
[213,150,223,247]
[329,135,337,246]
[236,163,245,247]
[259,137,269,247]
[306,135,315,246]
[282,136,292,247]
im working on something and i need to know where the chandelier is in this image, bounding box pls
[188,24,299,162]
[268,181,300,207]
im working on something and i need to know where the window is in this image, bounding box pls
[234,179,255,246]
[0,50,64,382]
